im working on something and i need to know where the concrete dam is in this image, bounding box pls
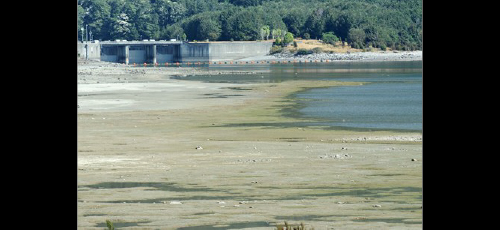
[77,41,273,64]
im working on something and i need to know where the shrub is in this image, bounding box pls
[303,33,310,40]
[380,43,387,51]
[106,220,114,230]
[283,32,294,45]
[296,48,313,55]
[322,32,339,45]
[311,47,323,53]
[270,45,283,54]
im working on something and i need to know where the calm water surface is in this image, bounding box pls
[175,61,422,132]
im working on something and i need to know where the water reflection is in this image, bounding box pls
[175,61,422,131]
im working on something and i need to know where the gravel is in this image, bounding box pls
[269,50,422,62]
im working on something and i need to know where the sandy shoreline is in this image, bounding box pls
[77,60,422,229]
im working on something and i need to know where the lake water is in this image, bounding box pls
[175,61,422,132]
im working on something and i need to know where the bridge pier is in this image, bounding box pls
[145,45,157,64]
[124,45,129,65]
[152,44,157,64]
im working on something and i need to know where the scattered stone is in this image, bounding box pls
[373,204,382,208]
[170,201,182,205]
[319,153,351,159]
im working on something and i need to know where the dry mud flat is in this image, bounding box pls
[77,61,422,229]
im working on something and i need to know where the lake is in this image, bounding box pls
[175,61,422,132]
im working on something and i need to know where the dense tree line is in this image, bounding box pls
[78,0,422,50]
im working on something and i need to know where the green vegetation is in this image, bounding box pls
[269,45,284,54]
[275,221,314,230]
[105,220,114,230]
[322,32,339,46]
[296,48,313,55]
[78,0,422,50]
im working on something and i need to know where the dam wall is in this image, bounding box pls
[77,42,101,60]
[209,42,273,62]
[179,42,273,62]
[80,41,273,64]
[179,43,210,63]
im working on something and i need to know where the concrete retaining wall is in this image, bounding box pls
[180,41,272,62]
[180,43,209,62]
[208,42,272,61]
[77,42,101,60]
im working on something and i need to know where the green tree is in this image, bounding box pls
[154,0,187,28]
[275,37,282,46]
[283,8,308,37]
[262,12,287,37]
[219,5,238,40]
[81,0,111,40]
[77,0,422,50]
[271,29,281,40]
[303,32,311,39]
[304,8,325,39]
[229,0,262,7]
[77,4,85,41]
[110,13,133,40]
[260,25,270,40]
[161,24,183,40]
[195,14,222,41]
[283,32,294,45]
[348,28,366,49]
[133,0,160,40]
[226,9,262,41]
[321,32,339,45]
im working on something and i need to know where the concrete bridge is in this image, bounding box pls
[77,40,272,64]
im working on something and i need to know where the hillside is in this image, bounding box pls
[77,0,422,51]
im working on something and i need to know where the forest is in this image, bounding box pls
[77,0,422,50]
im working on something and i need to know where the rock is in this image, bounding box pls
[195,146,203,150]
[411,158,417,161]
[170,201,182,205]
[373,204,382,208]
